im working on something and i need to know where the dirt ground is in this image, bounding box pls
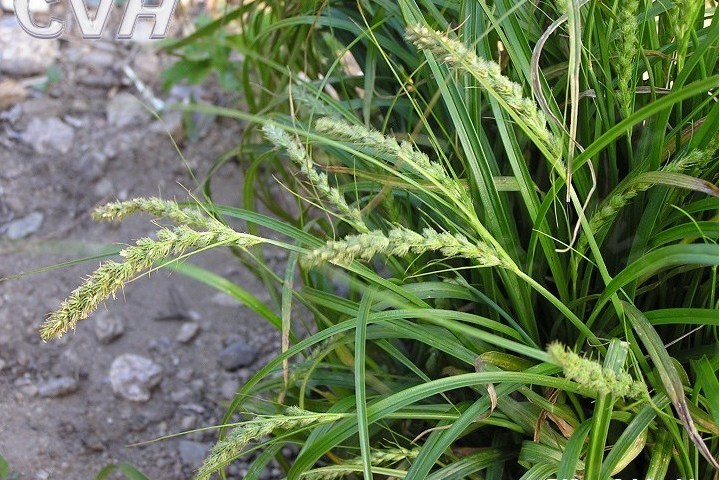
[0,6,286,480]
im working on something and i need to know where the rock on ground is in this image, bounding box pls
[218,342,257,371]
[93,313,125,344]
[106,92,152,127]
[21,117,75,154]
[109,354,163,402]
[177,440,210,469]
[38,377,78,398]
[3,212,43,239]
[176,322,200,344]
[0,18,58,76]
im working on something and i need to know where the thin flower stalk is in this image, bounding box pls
[195,407,345,480]
[314,117,472,210]
[548,342,646,398]
[301,227,508,269]
[263,124,368,233]
[406,25,562,160]
[41,223,263,340]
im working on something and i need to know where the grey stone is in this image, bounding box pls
[109,354,163,402]
[67,48,115,71]
[106,92,151,128]
[21,117,75,154]
[93,313,125,344]
[35,469,50,480]
[5,212,44,239]
[176,322,200,344]
[220,379,239,399]
[21,384,38,397]
[79,151,108,183]
[38,377,78,398]
[177,440,210,469]
[179,415,196,431]
[0,18,58,76]
[150,110,184,140]
[175,367,194,382]
[178,403,205,414]
[170,388,194,403]
[218,342,257,371]
[93,178,114,198]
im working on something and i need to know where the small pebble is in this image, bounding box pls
[21,384,38,397]
[4,212,44,239]
[176,367,194,382]
[220,379,239,400]
[178,403,205,414]
[109,354,163,402]
[177,440,209,469]
[93,178,113,198]
[21,117,75,154]
[179,415,196,431]
[170,388,194,403]
[176,322,200,344]
[106,92,151,127]
[93,312,125,344]
[218,342,257,371]
[38,376,78,398]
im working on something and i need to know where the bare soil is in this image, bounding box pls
[0,8,284,479]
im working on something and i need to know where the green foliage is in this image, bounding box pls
[49,0,718,479]
[95,463,151,480]
[0,454,10,479]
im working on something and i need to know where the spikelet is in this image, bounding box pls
[195,407,345,480]
[614,0,639,118]
[92,197,209,228]
[405,25,561,159]
[346,446,420,465]
[586,145,717,240]
[300,469,347,480]
[263,124,368,233]
[300,448,418,480]
[301,226,507,269]
[314,117,472,209]
[671,0,705,71]
[548,342,646,398]
[41,223,263,340]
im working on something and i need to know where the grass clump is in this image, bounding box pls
[45,1,719,479]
